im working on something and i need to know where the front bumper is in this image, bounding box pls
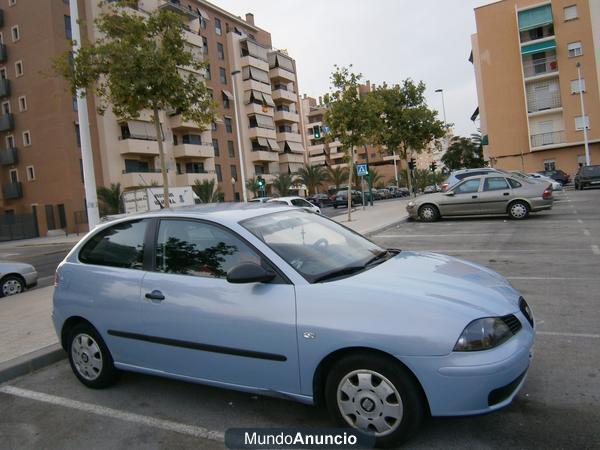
[406,203,419,219]
[398,310,534,416]
[23,270,38,288]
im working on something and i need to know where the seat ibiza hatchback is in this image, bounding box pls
[53,204,534,446]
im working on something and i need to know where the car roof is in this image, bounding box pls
[266,196,304,202]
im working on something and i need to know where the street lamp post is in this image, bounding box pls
[230,68,248,202]
[434,88,448,162]
[576,62,591,165]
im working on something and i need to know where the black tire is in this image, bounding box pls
[508,200,529,220]
[0,274,25,298]
[67,323,118,389]
[418,204,440,222]
[325,353,425,448]
[333,204,338,209]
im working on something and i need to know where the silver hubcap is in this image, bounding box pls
[337,369,403,437]
[510,203,527,218]
[71,333,103,381]
[421,207,434,220]
[2,279,22,296]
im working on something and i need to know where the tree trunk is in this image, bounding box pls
[153,107,170,208]
[347,147,353,222]
[405,155,414,198]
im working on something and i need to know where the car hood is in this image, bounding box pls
[334,251,520,317]
[0,261,36,273]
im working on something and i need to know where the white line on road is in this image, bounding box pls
[0,386,225,442]
[592,245,600,255]
[583,229,591,236]
[577,219,584,224]
[537,331,600,339]
[507,276,598,281]
[375,234,513,238]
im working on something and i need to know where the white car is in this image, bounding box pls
[267,196,321,214]
[527,173,563,191]
[0,261,38,297]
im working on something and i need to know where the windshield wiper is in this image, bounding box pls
[364,249,400,267]
[312,265,368,283]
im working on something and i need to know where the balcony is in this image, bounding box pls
[523,55,558,78]
[526,88,561,113]
[182,29,203,49]
[272,88,297,103]
[530,130,565,148]
[277,131,302,143]
[274,110,299,123]
[169,114,207,130]
[2,181,22,200]
[308,144,325,155]
[241,55,269,72]
[250,150,279,163]
[173,143,214,159]
[279,152,304,164]
[0,44,6,63]
[246,103,275,116]
[330,151,345,160]
[519,24,554,44]
[0,79,9,98]
[121,170,163,188]
[269,67,296,83]
[0,113,14,131]
[118,138,160,156]
[176,172,216,186]
[248,127,277,140]
[243,79,272,94]
[0,147,17,165]
[309,154,326,164]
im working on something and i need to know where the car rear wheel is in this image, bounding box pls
[418,204,440,222]
[508,200,529,220]
[68,323,118,389]
[0,275,25,297]
[325,354,425,447]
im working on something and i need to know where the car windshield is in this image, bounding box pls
[241,210,392,282]
[582,166,600,176]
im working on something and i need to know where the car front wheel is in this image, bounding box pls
[508,200,529,220]
[0,275,25,297]
[325,354,425,447]
[68,323,118,389]
[418,204,440,222]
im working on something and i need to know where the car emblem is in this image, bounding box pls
[303,331,316,339]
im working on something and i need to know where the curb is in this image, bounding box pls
[0,344,66,384]
[363,216,410,237]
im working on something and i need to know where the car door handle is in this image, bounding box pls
[471,195,478,199]
[145,290,165,301]
[503,192,510,196]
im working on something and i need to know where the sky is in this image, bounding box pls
[216,0,491,137]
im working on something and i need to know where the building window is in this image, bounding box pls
[9,168,18,182]
[571,78,586,93]
[219,67,226,84]
[2,100,10,114]
[22,130,31,146]
[0,33,3,45]
[6,135,15,148]
[212,138,220,156]
[217,42,224,60]
[568,41,582,57]
[575,115,590,131]
[200,16,207,30]
[215,18,222,36]
[564,5,578,21]
[544,160,556,171]
[72,95,78,111]
[224,117,232,133]
[230,165,237,180]
[18,95,27,112]
[211,121,217,131]
[222,91,230,108]
[11,25,19,42]
[0,67,6,79]
[215,164,222,182]
[75,124,81,147]
[26,165,35,181]
[202,36,208,54]
[205,63,211,80]
[15,60,23,77]
[64,15,72,39]
[8,0,16,6]
[227,140,235,157]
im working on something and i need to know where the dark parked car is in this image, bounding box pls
[331,190,363,208]
[307,193,333,208]
[574,165,600,190]
[538,169,570,185]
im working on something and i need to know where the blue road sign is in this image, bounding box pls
[322,125,330,134]
[356,164,368,176]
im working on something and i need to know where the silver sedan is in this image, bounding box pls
[0,261,38,297]
[407,174,553,221]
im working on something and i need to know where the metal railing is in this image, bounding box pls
[0,147,18,165]
[122,168,162,174]
[523,56,558,78]
[530,130,565,148]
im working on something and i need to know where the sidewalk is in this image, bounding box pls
[331,198,411,235]
[0,234,82,250]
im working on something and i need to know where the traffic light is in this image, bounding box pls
[408,158,416,171]
[255,176,265,189]
[430,162,437,172]
[313,125,321,140]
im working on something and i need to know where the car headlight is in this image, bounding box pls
[454,317,517,351]
[408,201,415,207]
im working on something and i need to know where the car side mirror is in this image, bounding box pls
[445,191,455,196]
[227,263,276,284]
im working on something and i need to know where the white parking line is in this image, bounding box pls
[577,219,584,224]
[537,331,600,339]
[0,386,225,442]
[375,234,512,238]
[592,245,600,255]
[583,229,591,236]
[507,276,598,281]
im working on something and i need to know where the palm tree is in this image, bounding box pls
[325,166,349,192]
[192,179,220,203]
[272,173,294,196]
[245,176,259,198]
[97,183,122,216]
[295,164,327,195]
[366,168,385,189]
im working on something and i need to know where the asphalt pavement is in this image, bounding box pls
[1,188,599,449]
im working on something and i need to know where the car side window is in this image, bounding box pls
[291,199,304,207]
[79,220,147,269]
[155,220,261,278]
[483,177,510,191]
[508,178,522,188]
[454,178,481,194]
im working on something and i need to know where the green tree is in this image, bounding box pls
[325,166,349,192]
[366,168,385,189]
[295,164,327,195]
[324,66,379,220]
[192,179,220,203]
[272,173,294,196]
[55,4,214,208]
[96,183,122,216]
[441,136,486,170]
[368,80,445,196]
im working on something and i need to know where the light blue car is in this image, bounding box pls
[53,205,534,446]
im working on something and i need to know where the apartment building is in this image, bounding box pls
[0,0,94,237]
[472,0,600,174]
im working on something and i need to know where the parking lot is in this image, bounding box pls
[1,188,599,449]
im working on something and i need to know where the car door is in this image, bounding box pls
[437,178,482,216]
[292,198,318,213]
[137,218,300,394]
[478,177,513,214]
